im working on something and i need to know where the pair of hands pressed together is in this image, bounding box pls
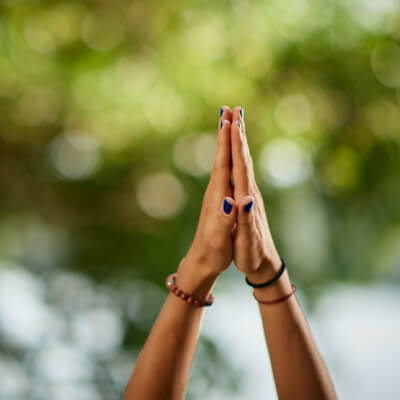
[178,106,281,289]
[125,105,338,400]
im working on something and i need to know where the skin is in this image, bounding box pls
[123,106,337,400]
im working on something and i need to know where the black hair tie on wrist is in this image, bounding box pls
[245,257,286,288]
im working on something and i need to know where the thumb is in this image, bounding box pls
[217,196,237,232]
[237,195,256,232]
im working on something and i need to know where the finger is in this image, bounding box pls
[232,106,250,151]
[231,106,255,197]
[232,105,253,168]
[216,106,232,169]
[219,105,232,123]
[237,194,255,227]
[216,196,237,233]
[235,194,257,246]
[211,107,232,186]
[232,106,245,131]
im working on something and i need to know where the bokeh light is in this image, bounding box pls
[274,92,314,135]
[49,133,101,180]
[72,308,124,357]
[258,138,312,188]
[365,99,400,139]
[81,13,125,52]
[345,0,400,31]
[143,86,186,133]
[0,265,47,348]
[174,133,216,176]
[35,343,93,382]
[137,172,186,219]
[14,86,60,126]
[371,42,400,88]
[0,357,30,398]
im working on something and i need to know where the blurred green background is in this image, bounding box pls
[1,0,400,399]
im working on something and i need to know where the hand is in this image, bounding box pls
[230,107,282,283]
[178,107,237,282]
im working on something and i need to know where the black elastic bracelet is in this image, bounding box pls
[245,257,286,288]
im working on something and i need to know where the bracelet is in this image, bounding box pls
[245,257,286,288]
[165,273,214,307]
[253,284,297,305]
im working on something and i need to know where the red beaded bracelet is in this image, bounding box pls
[165,273,215,307]
[253,284,297,305]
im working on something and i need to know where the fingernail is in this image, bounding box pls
[220,107,224,117]
[220,120,223,129]
[223,199,233,215]
[244,199,253,213]
[237,120,242,132]
[240,107,244,119]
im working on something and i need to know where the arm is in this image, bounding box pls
[124,107,237,400]
[252,268,337,400]
[229,106,337,400]
[123,260,218,400]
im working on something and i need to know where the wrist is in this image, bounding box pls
[252,269,293,303]
[175,257,220,299]
[246,255,294,303]
[244,254,282,285]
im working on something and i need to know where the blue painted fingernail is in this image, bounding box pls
[220,120,223,129]
[240,108,244,119]
[223,199,233,215]
[220,107,224,117]
[244,200,253,213]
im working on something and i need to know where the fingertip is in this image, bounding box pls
[220,106,233,122]
[221,105,232,112]
[232,106,244,121]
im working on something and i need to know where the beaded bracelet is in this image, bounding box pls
[165,273,215,307]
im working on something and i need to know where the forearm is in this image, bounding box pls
[124,260,218,400]
[255,271,337,400]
